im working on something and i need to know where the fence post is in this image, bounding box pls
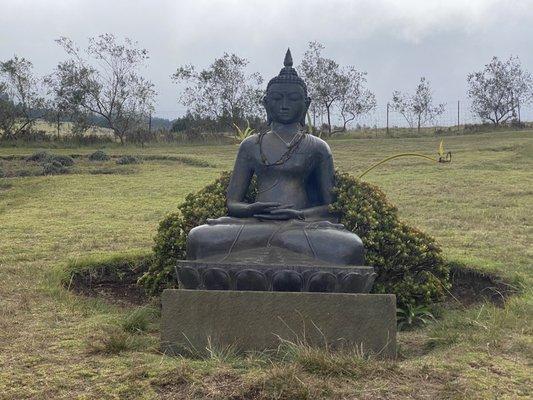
[457,100,460,129]
[386,102,389,136]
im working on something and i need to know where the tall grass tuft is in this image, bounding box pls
[169,335,239,363]
[121,306,157,334]
[275,336,379,379]
[86,325,150,355]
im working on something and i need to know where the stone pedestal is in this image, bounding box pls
[161,289,396,359]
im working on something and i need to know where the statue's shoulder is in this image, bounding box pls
[304,134,332,157]
[236,134,260,159]
[238,134,260,149]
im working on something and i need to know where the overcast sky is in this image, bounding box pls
[1,0,532,120]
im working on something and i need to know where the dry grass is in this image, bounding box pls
[0,130,531,399]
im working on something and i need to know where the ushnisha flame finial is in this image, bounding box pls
[266,48,308,95]
[284,48,293,68]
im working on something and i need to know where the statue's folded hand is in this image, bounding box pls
[255,208,304,220]
[229,201,286,218]
[247,201,283,214]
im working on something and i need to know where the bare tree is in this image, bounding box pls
[391,77,445,133]
[298,42,375,135]
[467,56,532,125]
[0,82,18,139]
[336,66,376,132]
[0,56,45,139]
[48,34,156,144]
[298,42,344,134]
[43,75,70,138]
[172,53,263,129]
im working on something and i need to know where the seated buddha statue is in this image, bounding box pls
[187,49,364,267]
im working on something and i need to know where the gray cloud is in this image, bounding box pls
[1,0,532,119]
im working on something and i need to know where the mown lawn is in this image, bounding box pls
[0,130,531,399]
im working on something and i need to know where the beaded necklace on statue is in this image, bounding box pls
[258,130,305,167]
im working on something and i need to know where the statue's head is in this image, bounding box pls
[263,49,311,126]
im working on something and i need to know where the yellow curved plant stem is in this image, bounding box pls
[358,153,437,179]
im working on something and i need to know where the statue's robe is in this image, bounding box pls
[187,133,365,266]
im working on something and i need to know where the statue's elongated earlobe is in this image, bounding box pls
[300,97,311,127]
[263,95,272,125]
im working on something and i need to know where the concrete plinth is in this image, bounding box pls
[161,289,396,359]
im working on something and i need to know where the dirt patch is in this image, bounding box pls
[448,264,517,307]
[65,254,152,307]
[89,167,137,175]
[66,256,517,310]
[140,155,216,168]
[70,280,148,307]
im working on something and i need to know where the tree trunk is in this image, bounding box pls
[14,119,34,136]
[56,113,60,139]
[115,130,125,145]
[417,114,421,133]
[337,113,355,134]
[326,105,332,134]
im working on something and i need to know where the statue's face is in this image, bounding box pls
[264,83,310,125]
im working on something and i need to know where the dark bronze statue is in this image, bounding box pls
[179,49,371,293]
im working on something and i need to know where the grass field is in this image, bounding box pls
[0,130,531,399]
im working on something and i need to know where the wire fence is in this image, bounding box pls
[316,99,533,130]
[156,99,533,133]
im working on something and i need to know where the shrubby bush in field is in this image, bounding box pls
[50,154,74,166]
[116,155,141,165]
[140,172,449,306]
[26,151,74,166]
[25,151,74,175]
[42,160,69,175]
[88,150,110,161]
[25,151,51,163]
